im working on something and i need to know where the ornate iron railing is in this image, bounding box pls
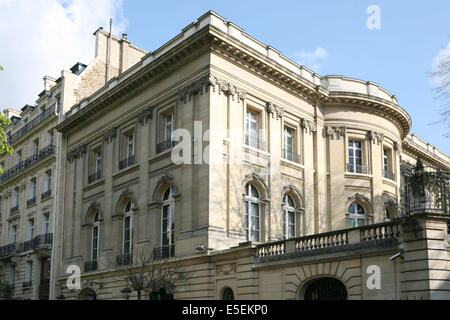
[27,197,36,207]
[156,139,175,154]
[41,190,52,200]
[282,149,301,164]
[347,163,369,174]
[1,234,53,258]
[244,135,266,151]
[119,155,136,170]
[116,253,133,266]
[84,260,98,272]
[383,169,395,181]
[0,144,55,184]
[8,105,56,145]
[10,206,19,214]
[88,170,102,184]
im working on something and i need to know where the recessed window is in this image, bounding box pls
[123,201,133,257]
[42,214,50,235]
[383,148,394,180]
[244,183,261,242]
[283,127,300,163]
[348,141,367,173]
[347,203,366,227]
[27,219,34,241]
[10,225,17,244]
[283,195,296,239]
[120,131,136,169]
[161,186,175,258]
[245,108,264,150]
[92,212,100,262]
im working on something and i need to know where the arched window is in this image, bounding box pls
[123,200,133,256]
[161,186,175,258]
[91,212,100,261]
[244,183,261,242]
[347,203,366,227]
[222,287,234,300]
[283,194,296,239]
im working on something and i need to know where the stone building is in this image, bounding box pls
[0,27,146,299]
[2,11,449,300]
[52,11,449,300]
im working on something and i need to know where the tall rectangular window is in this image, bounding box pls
[48,131,54,146]
[9,265,15,286]
[27,219,34,241]
[123,215,133,255]
[12,187,19,208]
[127,134,134,158]
[32,139,39,156]
[10,225,17,244]
[26,261,33,284]
[164,114,173,141]
[15,151,21,165]
[95,150,102,173]
[29,178,36,200]
[44,171,51,193]
[348,141,363,173]
[245,109,258,140]
[283,127,300,163]
[42,214,49,235]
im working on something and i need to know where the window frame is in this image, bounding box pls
[122,201,133,255]
[282,194,296,239]
[244,183,261,242]
[161,186,175,257]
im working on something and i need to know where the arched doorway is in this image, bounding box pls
[303,278,347,300]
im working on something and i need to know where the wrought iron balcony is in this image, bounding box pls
[153,245,174,259]
[41,190,51,200]
[10,206,19,214]
[0,144,55,184]
[84,260,98,272]
[347,163,369,174]
[88,170,102,184]
[0,242,23,257]
[156,139,175,154]
[383,169,395,181]
[116,253,133,266]
[282,149,301,164]
[244,135,266,151]
[22,281,32,288]
[22,233,53,253]
[8,105,56,145]
[27,197,36,207]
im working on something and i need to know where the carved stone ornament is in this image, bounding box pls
[103,127,118,143]
[216,263,236,276]
[300,118,317,134]
[178,75,212,103]
[67,143,87,162]
[209,75,246,101]
[266,102,284,120]
[367,130,384,145]
[137,107,153,125]
[325,126,346,139]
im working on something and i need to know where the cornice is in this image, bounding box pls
[402,140,450,170]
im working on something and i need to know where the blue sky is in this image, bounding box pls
[0,0,449,154]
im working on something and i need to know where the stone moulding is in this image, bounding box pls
[325,126,346,140]
[300,118,317,134]
[103,127,118,143]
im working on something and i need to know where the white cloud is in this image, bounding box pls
[0,0,126,109]
[293,46,329,71]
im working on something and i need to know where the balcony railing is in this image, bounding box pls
[119,155,136,170]
[88,170,102,184]
[8,105,56,145]
[255,220,402,263]
[84,260,98,272]
[41,190,51,200]
[347,163,369,174]
[1,234,53,258]
[244,135,266,151]
[116,253,133,266]
[383,169,395,181]
[27,197,36,207]
[156,139,175,154]
[153,245,175,259]
[10,206,19,214]
[22,281,32,288]
[282,149,301,164]
[0,144,55,184]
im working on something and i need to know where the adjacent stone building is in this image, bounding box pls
[1,11,449,300]
[0,27,146,299]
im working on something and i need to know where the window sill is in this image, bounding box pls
[344,172,373,179]
[281,158,304,169]
[113,163,140,179]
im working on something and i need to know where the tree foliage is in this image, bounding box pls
[0,64,13,174]
[102,244,194,300]
[431,46,450,137]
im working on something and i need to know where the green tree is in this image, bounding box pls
[0,64,14,174]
